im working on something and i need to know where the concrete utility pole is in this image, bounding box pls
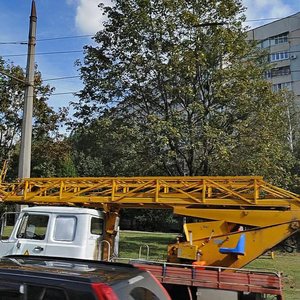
[18,0,37,180]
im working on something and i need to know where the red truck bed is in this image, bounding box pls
[133,262,283,299]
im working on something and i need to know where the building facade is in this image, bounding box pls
[247,12,300,105]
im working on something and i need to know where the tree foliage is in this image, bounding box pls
[0,58,69,179]
[73,0,294,184]
[70,105,165,177]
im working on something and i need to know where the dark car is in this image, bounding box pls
[0,255,171,300]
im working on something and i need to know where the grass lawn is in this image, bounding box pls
[119,231,300,300]
[119,230,178,260]
[247,253,300,300]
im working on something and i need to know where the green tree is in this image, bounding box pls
[70,105,163,177]
[0,58,69,179]
[74,0,293,183]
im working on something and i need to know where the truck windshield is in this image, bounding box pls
[17,214,49,240]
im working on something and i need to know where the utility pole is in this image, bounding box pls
[18,0,37,180]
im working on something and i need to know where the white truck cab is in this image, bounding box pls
[0,206,105,260]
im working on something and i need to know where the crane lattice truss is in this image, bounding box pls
[0,176,299,209]
[1,175,300,268]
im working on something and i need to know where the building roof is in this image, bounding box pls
[250,11,300,31]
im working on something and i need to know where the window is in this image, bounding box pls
[265,70,271,79]
[130,287,160,300]
[267,66,291,78]
[269,33,288,45]
[27,285,67,300]
[90,217,103,235]
[260,39,269,48]
[260,33,288,48]
[0,282,22,300]
[54,216,77,241]
[0,290,20,300]
[271,66,290,77]
[17,214,48,240]
[272,82,292,92]
[270,51,289,62]
[1,213,19,240]
[266,67,290,79]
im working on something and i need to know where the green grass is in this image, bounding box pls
[2,225,14,239]
[247,253,300,300]
[119,230,178,260]
[120,231,300,300]
[2,225,47,239]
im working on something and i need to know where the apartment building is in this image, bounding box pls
[247,12,300,105]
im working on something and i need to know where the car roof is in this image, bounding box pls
[0,256,142,284]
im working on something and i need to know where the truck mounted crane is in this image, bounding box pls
[0,175,299,270]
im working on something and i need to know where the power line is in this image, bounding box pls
[51,91,79,96]
[245,17,296,23]
[0,41,27,45]
[0,35,299,45]
[44,70,300,96]
[1,50,83,58]
[43,75,80,82]
[2,35,300,46]
[0,16,299,45]
[0,34,93,45]
[37,34,93,42]
[3,48,300,59]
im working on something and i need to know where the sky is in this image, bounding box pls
[0,0,299,116]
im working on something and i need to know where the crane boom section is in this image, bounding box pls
[1,175,300,268]
[0,176,300,210]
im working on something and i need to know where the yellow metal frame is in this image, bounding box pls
[0,160,8,184]
[0,175,299,268]
[169,222,297,268]
[1,176,299,208]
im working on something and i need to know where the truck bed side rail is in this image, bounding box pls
[132,261,283,297]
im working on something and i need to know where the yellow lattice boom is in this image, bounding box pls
[0,175,300,268]
[0,175,299,209]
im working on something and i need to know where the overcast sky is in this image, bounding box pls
[0,0,299,113]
